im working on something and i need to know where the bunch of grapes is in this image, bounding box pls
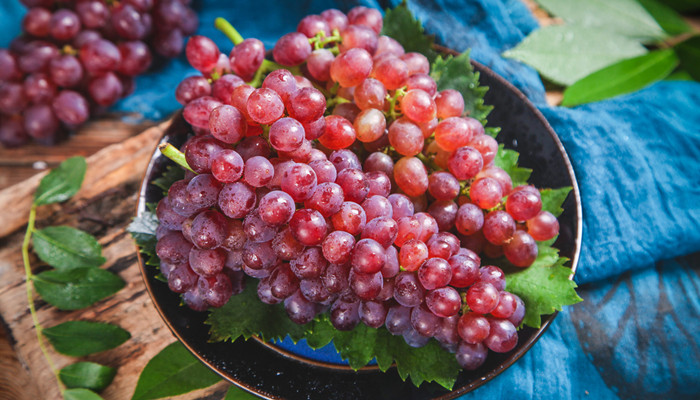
[0,0,198,147]
[154,6,561,371]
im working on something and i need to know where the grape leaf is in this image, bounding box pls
[152,165,185,195]
[503,25,648,86]
[225,386,259,400]
[637,0,692,36]
[33,268,124,310]
[63,388,104,400]
[128,209,160,268]
[34,156,86,206]
[675,36,700,81]
[32,226,106,270]
[381,1,438,63]
[43,321,130,357]
[60,362,117,391]
[562,49,679,107]
[131,342,220,400]
[493,145,532,187]
[534,0,666,42]
[540,187,572,218]
[430,51,493,123]
[505,244,582,328]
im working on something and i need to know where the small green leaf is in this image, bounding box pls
[430,51,493,123]
[33,268,124,310]
[131,342,221,400]
[34,156,87,206]
[506,245,582,328]
[675,36,700,81]
[225,386,259,400]
[661,0,700,13]
[381,1,438,63]
[637,0,692,36]
[152,165,185,196]
[562,49,679,106]
[540,187,572,218]
[493,145,532,187]
[63,388,104,400]
[43,321,130,357]
[535,0,666,41]
[60,362,117,391]
[32,226,106,270]
[503,25,647,86]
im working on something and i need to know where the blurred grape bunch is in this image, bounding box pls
[0,0,199,148]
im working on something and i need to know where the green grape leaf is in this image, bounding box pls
[34,156,87,206]
[505,244,582,328]
[562,49,679,107]
[32,226,106,270]
[493,145,532,187]
[43,321,130,357]
[540,187,572,218]
[503,25,647,86]
[637,0,692,36]
[675,36,700,81]
[33,268,124,311]
[131,342,220,400]
[60,362,117,391]
[128,209,160,268]
[534,0,666,42]
[430,51,493,123]
[225,386,259,400]
[381,1,438,63]
[63,388,104,400]
[152,165,185,196]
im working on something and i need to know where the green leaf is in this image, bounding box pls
[225,386,260,400]
[430,51,493,123]
[665,70,694,81]
[535,0,666,41]
[152,165,185,196]
[493,145,532,187]
[637,0,692,36]
[63,388,104,400]
[675,36,700,81]
[43,321,130,357]
[381,1,438,63]
[506,244,582,328]
[33,268,124,310]
[131,342,221,400]
[503,25,648,86]
[32,226,106,270]
[660,0,700,13]
[34,156,87,206]
[60,362,117,391]
[540,187,572,218]
[562,49,679,106]
[129,208,161,268]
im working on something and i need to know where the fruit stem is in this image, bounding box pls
[159,143,196,173]
[215,17,245,45]
[22,205,65,393]
[416,152,439,172]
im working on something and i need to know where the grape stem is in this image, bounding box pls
[386,87,407,121]
[416,152,440,172]
[159,143,196,173]
[215,17,244,45]
[309,29,342,50]
[22,205,65,394]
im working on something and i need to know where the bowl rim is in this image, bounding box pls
[133,53,582,400]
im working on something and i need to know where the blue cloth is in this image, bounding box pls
[3,0,699,398]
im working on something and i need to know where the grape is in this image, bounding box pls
[116,41,152,76]
[376,35,405,57]
[506,186,542,221]
[88,72,123,106]
[406,73,437,96]
[388,118,424,156]
[434,117,473,152]
[243,211,278,243]
[371,56,408,90]
[23,104,59,143]
[331,48,373,88]
[51,9,82,41]
[336,168,369,204]
[399,239,429,272]
[322,262,350,294]
[319,115,356,150]
[388,194,414,220]
[320,9,348,31]
[349,269,383,300]
[478,265,506,291]
[271,227,305,261]
[351,238,386,274]
[400,89,436,123]
[382,246,400,278]
[410,304,440,337]
[299,277,332,304]
[0,116,30,148]
[466,281,499,314]
[400,52,430,75]
[273,32,312,66]
[281,163,317,202]
[327,149,360,172]
[359,300,388,328]
[483,210,516,245]
[80,39,121,75]
[211,74,244,104]
[242,240,276,270]
[455,203,484,236]
[289,208,327,246]
[503,230,538,267]
[218,182,256,219]
[435,89,465,119]
[184,96,224,130]
[394,157,428,197]
[229,38,265,81]
[435,315,460,347]
[197,272,233,308]
[0,83,27,115]
[207,105,247,143]
[258,190,295,226]
[491,291,518,319]
[246,88,284,125]
[23,7,51,37]
[468,134,498,166]
[527,211,560,241]
[321,231,355,265]
[427,200,458,231]
[417,258,452,290]
[176,76,211,105]
[186,35,220,73]
[470,178,504,210]
[288,87,326,123]
[484,318,518,353]
[269,263,300,299]
[306,49,334,81]
[236,136,270,161]
[269,117,304,152]
[330,292,360,331]
[189,247,226,277]
[285,290,318,324]
[348,6,383,34]
[0,50,20,82]
[354,78,386,110]
[361,195,392,221]
[393,271,424,307]
[385,304,412,335]
[339,24,378,54]
[168,263,198,294]
[52,90,89,125]
[353,108,386,143]
[448,146,484,181]
[112,4,148,40]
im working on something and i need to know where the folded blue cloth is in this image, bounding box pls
[3,0,699,398]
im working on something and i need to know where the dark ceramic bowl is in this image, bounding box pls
[135,59,582,399]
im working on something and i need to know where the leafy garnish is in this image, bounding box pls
[32,226,106,270]
[381,1,438,63]
[128,209,160,267]
[493,145,532,187]
[42,321,130,357]
[33,268,124,310]
[34,156,87,206]
[225,386,259,400]
[431,51,493,123]
[506,245,582,328]
[63,388,104,400]
[152,165,185,195]
[60,362,117,391]
[540,187,573,217]
[131,342,221,400]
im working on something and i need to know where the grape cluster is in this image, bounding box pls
[0,0,198,147]
[155,6,562,371]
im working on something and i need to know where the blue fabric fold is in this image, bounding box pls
[2,0,699,398]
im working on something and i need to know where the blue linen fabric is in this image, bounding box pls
[3,0,699,398]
